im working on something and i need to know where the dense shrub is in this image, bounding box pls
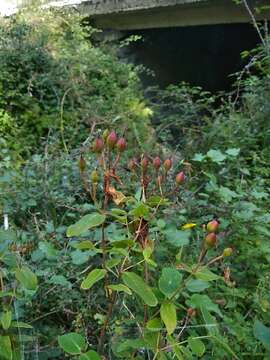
[0,9,152,158]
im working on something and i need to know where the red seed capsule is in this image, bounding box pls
[141,156,149,170]
[116,137,126,152]
[106,131,118,149]
[92,138,103,153]
[206,220,219,233]
[163,158,172,172]
[78,156,86,172]
[176,171,185,185]
[205,233,217,247]
[153,156,161,170]
[187,308,196,318]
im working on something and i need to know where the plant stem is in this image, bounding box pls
[97,292,116,353]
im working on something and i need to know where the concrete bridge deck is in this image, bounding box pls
[77,0,270,29]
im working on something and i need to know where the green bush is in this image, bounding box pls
[0,9,152,157]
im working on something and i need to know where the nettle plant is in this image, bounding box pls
[58,130,234,360]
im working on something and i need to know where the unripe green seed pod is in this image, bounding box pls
[78,156,86,172]
[102,129,109,141]
[206,219,219,233]
[223,247,233,257]
[176,171,185,185]
[205,232,217,247]
[92,138,104,153]
[107,131,118,149]
[153,156,161,170]
[90,170,99,183]
[116,137,126,152]
[163,158,172,172]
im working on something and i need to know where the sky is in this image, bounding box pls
[0,0,87,16]
[0,0,18,16]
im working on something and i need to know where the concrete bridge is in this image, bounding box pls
[77,0,270,30]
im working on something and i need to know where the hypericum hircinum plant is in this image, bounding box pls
[58,129,234,360]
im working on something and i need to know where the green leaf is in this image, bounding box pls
[129,202,149,219]
[81,269,106,290]
[160,301,177,335]
[146,318,163,332]
[39,241,58,259]
[105,258,121,269]
[10,321,33,329]
[67,213,106,237]
[219,186,238,203]
[49,275,72,288]
[79,350,101,360]
[108,284,132,295]
[192,153,205,162]
[188,337,205,357]
[0,336,12,360]
[0,230,17,243]
[201,307,219,335]
[146,196,169,207]
[71,250,91,265]
[186,279,210,292]
[194,268,220,281]
[72,240,96,250]
[58,333,86,354]
[15,266,38,291]
[253,320,270,351]
[0,311,12,330]
[157,219,166,229]
[164,228,190,247]
[159,267,182,297]
[225,148,240,157]
[116,339,145,353]
[213,336,240,359]
[186,294,222,316]
[122,272,158,307]
[206,149,226,163]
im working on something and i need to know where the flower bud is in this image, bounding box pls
[187,308,196,318]
[91,170,99,183]
[153,156,161,170]
[92,138,103,153]
[223,247,233,257]
[163,158,172,172]
[78,156,86,172]
[116,137,126,152]
[205,232,217,247]
[141,156,149,171]
[206,219,219,233]
[106,131,117,149]
[176,171,185,185]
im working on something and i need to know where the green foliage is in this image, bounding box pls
[0,7,269,360]
[0,9,152,157]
